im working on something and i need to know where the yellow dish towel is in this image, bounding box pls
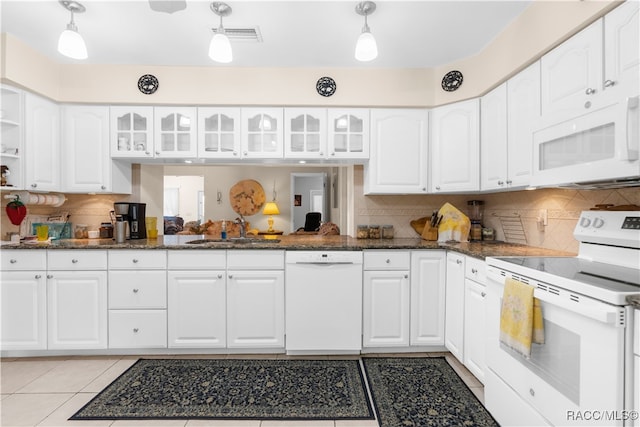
[499,277,545,358]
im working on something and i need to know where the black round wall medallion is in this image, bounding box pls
[137,74,159,95]
[441,70,464,92]
[316,76,337,97]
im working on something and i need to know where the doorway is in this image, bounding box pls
[290,172,327,232]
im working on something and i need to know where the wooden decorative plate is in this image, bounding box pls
[229,179,266,216]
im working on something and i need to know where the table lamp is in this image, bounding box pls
[263,201,280,232]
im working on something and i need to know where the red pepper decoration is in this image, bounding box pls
[5,196,27,226]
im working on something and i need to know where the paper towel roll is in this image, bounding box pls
[5,191,66,207]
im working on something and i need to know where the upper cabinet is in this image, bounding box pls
[154,107,198,158]
[430,99,479,193]
[0,85,23,190]
[327,109,369,159]
[62,105,131,194]
[197,107,241,159]
[541,2,639,125]
[24,92,60,192]
[364,109,429,194]
[241,108,284,159]
[110,106,154,159]
[481,62,540,191]
[284,108,327,159]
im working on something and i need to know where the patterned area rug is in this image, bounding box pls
[363,357,498,427]
[70,358,374,420]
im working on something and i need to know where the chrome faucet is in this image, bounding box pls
[235,216,246,238]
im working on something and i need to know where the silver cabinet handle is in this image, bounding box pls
[72,259,78,264]
[233,151,238,156]
[471,268,477,273]
[31,183,37,188]
[331,152,336,156]
[404,274,409,279]
[101,185,106,190]
[456,259,462,265]
[145,151,151,155]
[132,259,139,263]
[243,151,248,156]
[155,151,160,155]
[9,259,17,264]
[132,288,139,293]
[319,152,323,156]
[422,187,426,191]
[585,87,596,95]
[47,274,53,279]
[218,274,223,279]
[529,388,535,397]
[481,292,486,297]
[228,274,233,279]
[35,274,42,279]
[133,328,139,333]
[385,259,391,263]
[435,186,441,190]
[604,79,615,88]
[506,179,512,185]
[497,180,504,185]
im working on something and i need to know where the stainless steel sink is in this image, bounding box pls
[185,239,232,245]
[185,238,280,245]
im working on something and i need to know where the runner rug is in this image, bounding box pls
[70,358,374,420]
[362,357,498,427]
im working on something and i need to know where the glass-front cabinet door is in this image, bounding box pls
[327,109,369,159]
[197,107,241,159]
[154,107,197,158]
[110,106,154,158]
[284,108,326,159]
[241,108,284,159]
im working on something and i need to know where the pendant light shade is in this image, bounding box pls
[209,2,233,63]
[57,1,87,60]
[354,1,377,62]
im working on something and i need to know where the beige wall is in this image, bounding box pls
[1,1,618,106]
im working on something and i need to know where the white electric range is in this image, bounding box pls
[485,210,640,426]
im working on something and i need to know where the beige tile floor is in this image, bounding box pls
[0,352,484,427]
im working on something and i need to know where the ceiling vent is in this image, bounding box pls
[213,27,263,42]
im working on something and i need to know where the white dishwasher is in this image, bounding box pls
[285,251,363,354]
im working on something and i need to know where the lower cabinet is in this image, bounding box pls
[410,250,446,346]
[444,252,465,361]
[464,279,487,383]
[109,310,167,348]
[0,270,47,350]
[47,271,108,349]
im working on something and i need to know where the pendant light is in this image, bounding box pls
[209,2,233,63]
[57,0,88,60]
[354,1,377,62]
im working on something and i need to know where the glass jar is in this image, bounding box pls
[368,225,381,239]
[357,225,369,239]
[99,222,113,238]
[382,225,394,239]
[75,224,88,239]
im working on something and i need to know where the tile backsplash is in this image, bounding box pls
[353,166,640,254]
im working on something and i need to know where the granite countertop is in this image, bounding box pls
[1,235,576,260]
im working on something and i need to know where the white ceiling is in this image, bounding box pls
[0,0,532,68]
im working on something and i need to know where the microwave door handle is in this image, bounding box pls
[623,95,639,161]
[533,288,624,326]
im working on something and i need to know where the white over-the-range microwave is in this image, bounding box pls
[532,95,640,189]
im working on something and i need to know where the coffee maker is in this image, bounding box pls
[114,202,147,239]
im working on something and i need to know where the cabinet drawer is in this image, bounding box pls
[48,250,107,270]
[227,250,284,270]
[364,251,410,270]
[465,256,486,283]
[108,310,167,348]
[1,250,46,271]
[108,250,167,269]
[109,271,167,309]
[168,250,225,270]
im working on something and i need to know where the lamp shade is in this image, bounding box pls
[58,27,88,60]
[209,32,232,63]
[263,201,280,216]
[355,30,377,62]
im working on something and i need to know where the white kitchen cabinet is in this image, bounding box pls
[167,250,227,348]
[24,92,60,191]
[431,99,479,193]
[1,85,24,190]
[463,256,487,384]
[481,83,508,191]
[154,106,198,158]
[241,108,284,159]
[327,109,369,159]
[284,108,327,159]
[444,252,465,362]
[62,105,131,194]
[410,250,446,346]
[110,106,154,159]
[46,250,108,350]
[634,309,639,427]
[604,1,639,101]
[197,107,241,159]
[364,109,429,194]
[227,250,285,348]
[108,250,167,349]
[363,251,411,348]
[0,250,47,350]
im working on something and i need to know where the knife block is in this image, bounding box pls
[421,226,438,241]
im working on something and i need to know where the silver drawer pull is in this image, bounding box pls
[132,288,139,293]
[72,259,78,263]
[133,328,139,333]
[35,274,42,279]
[228,274,233,279]
[481,292,486,297]
[218,274,223,279]
[132,259,139,263]
[471,268,477,274]
[9,259,17,264]
[47,274,53,279]
[385,259,391,263]
[585,87,596,95]
[529,388,535,397]
[404,274,409,279]
[603,79,615,88]
[456,259,462,265]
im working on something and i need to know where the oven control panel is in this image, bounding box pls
[574,211,640,249]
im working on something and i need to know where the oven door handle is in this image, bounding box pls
[487,267,625,326]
